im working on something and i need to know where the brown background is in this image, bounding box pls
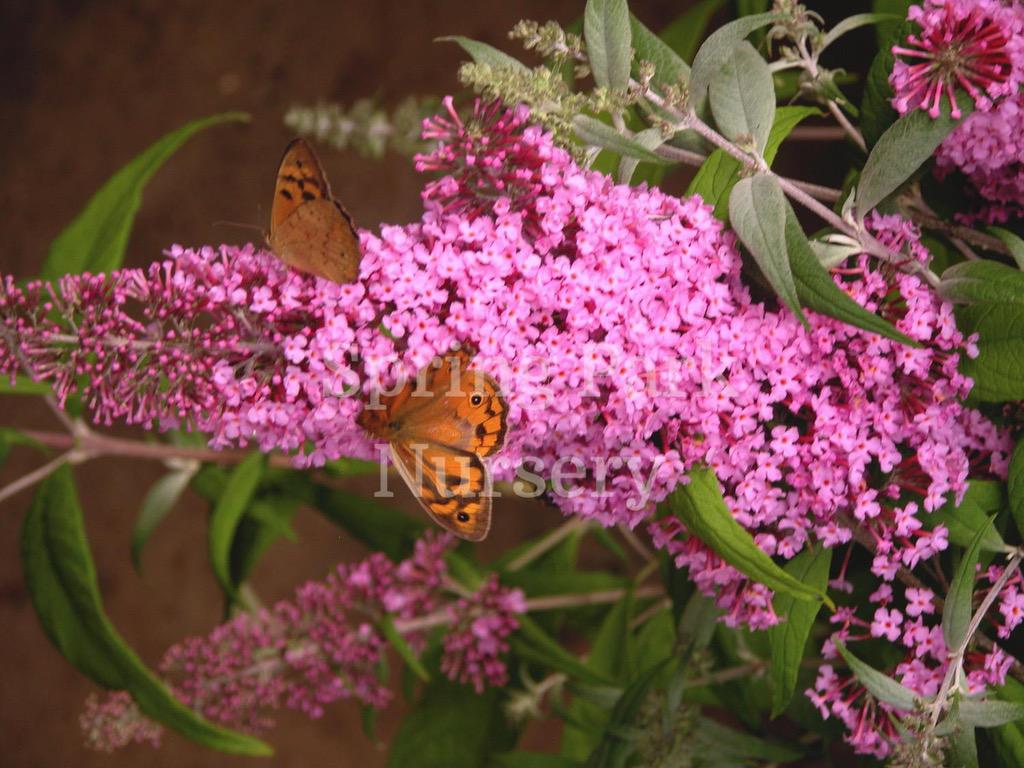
[0,1,866,766]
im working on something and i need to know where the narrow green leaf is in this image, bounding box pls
[729,174,806,323]
[988,227,1024,270]
[930,480,1007,553]
[940,260,1024,305]
[958,698,1024,727]
[820,13,899,52]
[387,678,513,768]
[131,466,197,573]
[658,0,727,64]
[952,725,980,768]
[0,376,54,395]
[437,36,529,72]
[857,96,970,214]
[835,642,918,710]
[573,116,670,164]
[629,15,689,90]
[992,723,1024,767]
[513,615,615,686]
[690,12,779,111]
[1010,440,1024,540]
[943,516,995,651]
[785,202,916,345]
[617,127,666,184]
[958,302,1024,402]
[584,0,632,92]
[769,546,832,717]
[669,468,830,606]
[207,452,265,594]
[585,660,670,768]
[228,496,299,586]
[41,113,248,279]
[21,467,271,756]
[687,105,818,218]
[695,718,803,762]
[378,613,429,683]
[708,41,774,155]
[587,592,634,682]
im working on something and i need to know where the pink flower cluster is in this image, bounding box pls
[1,100,1016,754]
[890,0,1024,219]
[810,574,1017,759]
[81,533,525,750]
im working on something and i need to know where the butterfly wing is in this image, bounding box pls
[390,441,491,541]
[267,138,361,284]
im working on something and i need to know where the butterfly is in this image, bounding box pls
[267,138,361,284]
[356,348,508,541]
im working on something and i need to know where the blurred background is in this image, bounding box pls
[0,1,873,765]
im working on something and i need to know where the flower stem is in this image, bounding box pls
[0,450,75,505]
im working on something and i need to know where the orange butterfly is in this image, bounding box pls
[357,349,508,541]
[267,138,361,284]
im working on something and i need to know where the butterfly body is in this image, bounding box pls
[357,351,508,541]
[267,138,361,284]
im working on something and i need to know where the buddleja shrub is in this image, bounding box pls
[4,0,1024,765]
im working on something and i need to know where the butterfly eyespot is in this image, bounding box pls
[457,512,471,523]
[470,393,483,407]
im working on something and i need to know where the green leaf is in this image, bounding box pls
[587,592,634,683]
[930,480,1007,553]
[709,42,774,156]
[729,174,806,323]
[857,96,970,214]
[229,496,299,586]
[988,227,1024,270]
[952,725,980,768]
[688,105,819,218]
[437,36,529,72]
[958,699,1024,728]
[668,468,830,606]
[41,113,248,280]
[860,20,912,148]
[378,613,430,682]
[387,678,513,768]
[1010,440,1024,540]
[629,15,690,91]
[835,642,918,710]
[943,515,995,651]
[0,428,47,470]
[312,484,425,561]
[873,0,913,46]
[957,302,1024,402]
[658,0,727,64]
[689,12,779,111]
[585,659,670,768]
[584,0,632,92]
[131,465,197,573]
[0,376,54,395]
[617,127,667,184]
[513,615,614,686]
[207,452,265,594]
[695,718,803,763]
[21,466,270,756]
[820,13,900,52]
[939,260,1024,305]
[573,116,670,164]
[992,723,1024,767]
[785,203,916,345]
[769,546,832,717]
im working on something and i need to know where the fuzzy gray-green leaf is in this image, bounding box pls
[708,41,774,156]
[584,0,632,92]
[836,642,918,710]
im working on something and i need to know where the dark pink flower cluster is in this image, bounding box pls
[81,533,526,750]
[890,0,1024,220]
[810,573,1017,759]
[441,575,527,693]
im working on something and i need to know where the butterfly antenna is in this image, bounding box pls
[212,220,265,233]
